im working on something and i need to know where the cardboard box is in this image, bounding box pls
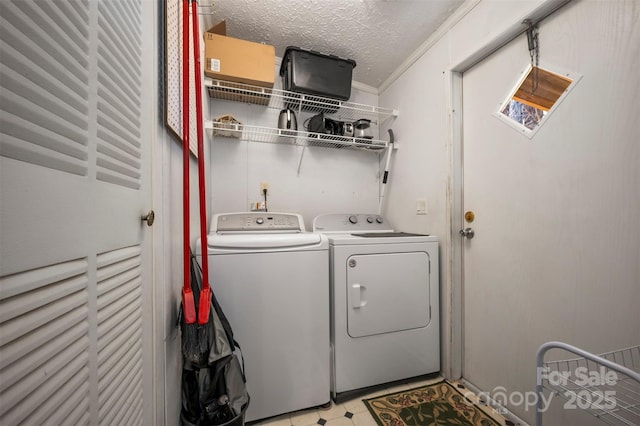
[204,21,275,88]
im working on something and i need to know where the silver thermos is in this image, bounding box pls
[278,109,297,135]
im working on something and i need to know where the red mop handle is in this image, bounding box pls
[181,0,195,324]
[192,0,212,324]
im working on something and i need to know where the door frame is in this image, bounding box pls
[443,0,572,380]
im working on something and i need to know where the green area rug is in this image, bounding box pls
[363,380,502,426]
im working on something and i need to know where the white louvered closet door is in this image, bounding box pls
[0,1,154,424]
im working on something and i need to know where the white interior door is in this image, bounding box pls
[0,1,154,424]
[461,1,639,424]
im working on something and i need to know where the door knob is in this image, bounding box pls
[141,210,155,226]
[459,227,474,239]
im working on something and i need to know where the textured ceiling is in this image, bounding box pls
[202,0,465,89]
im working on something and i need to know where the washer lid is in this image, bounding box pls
[205,233,325,251]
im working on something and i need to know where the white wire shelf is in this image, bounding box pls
[205,78,399,123]
[205,121,388,152]
[536,342,640,426]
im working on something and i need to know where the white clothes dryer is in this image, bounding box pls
[313,213,440,401]
[196,212,330,422]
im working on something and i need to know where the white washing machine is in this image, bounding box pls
[196,212,330,422]
[313,213,440,401]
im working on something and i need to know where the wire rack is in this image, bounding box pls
[205,122,388,152]
[536,342,640,426]
[205,78,397,151]
[205,78,398,123]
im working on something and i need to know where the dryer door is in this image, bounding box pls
[347,251,431,338]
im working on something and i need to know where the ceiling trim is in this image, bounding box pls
[378,0,481,93]
[351,80,379,95]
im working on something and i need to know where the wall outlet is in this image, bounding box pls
[260,181,269,194]
[416,198,427,215]
[250,201,266,211]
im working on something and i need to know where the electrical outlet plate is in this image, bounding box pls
[260,181,269,194]
[416,198,427,215]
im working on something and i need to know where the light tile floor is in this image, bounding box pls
[252,376,504,426]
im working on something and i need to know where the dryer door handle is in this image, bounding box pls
[351,284,367,308]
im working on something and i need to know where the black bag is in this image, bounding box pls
[181,253,250,426]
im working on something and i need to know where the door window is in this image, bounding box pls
[497,65,581,138]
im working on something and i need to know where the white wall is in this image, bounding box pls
[161,1,638,423]
[208,64,385,228]
[158,129,217,424]
[157,25,216,425]
[161,56,385,423]
[381,0,639,425]
[380,0,555,383]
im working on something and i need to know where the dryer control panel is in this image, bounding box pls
[213,212,304,233]
[313,213,393,233]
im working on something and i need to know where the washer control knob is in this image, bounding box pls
[376,216,384,224]
[256,217,264,225]
[366,217,374,223]
[348,215,358,224]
